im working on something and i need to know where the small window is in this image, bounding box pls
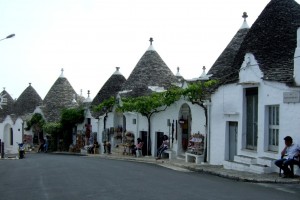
[132,119,136,124]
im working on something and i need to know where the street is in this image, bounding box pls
[0,153,299,200]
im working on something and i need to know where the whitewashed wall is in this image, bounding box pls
[210,84,242,165]
[209,53,300,168]
[96,98,206,157]
[0,116,23,154]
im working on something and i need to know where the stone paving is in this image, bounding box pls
[2,151,299,184]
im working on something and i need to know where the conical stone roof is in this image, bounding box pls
[43,70,77,122]
[0,89,15,122]
[227,0,300,85]
[92,67,126,107]
[122,38,178,97]
[91,67,126,117]
[14,83,42,117]
[208,13,250,81]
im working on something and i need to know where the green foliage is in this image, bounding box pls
[94,80,217,118]
[94,96,116,113]
[43,122,62,151]
[25,113,45,132]
[43,122,61,136]
[60,107,85,129]
[56,107,84,151]
[119,88,182,117]
[182,80,218,104]
[164,87,183,106]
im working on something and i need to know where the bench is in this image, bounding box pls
[162,150,175,160]
[185,152,204,164]
[279,155,300,177]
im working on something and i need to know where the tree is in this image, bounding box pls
[43,122,62,151]
[182,80,217,162]
[25,113,45,144]
[59,107,85,151]
[182,80,217,126]
[94,96,116,130]
[118,87,182,155]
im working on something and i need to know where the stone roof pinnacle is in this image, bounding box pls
[147,37,155,51]
[240,12,250,29]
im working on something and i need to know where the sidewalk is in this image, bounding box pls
[86,152,300,184]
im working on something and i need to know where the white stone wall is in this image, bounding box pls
[96,99,206,157]
[209,56,300,170]
[151,99,205,156]
[210,84,242,165]
[0,116,24,154]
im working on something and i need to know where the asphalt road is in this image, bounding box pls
[0,153,299,200]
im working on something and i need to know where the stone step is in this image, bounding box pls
[257,157,278,173]
[223,161,251,172]
[249,163,272,174]
[256,157,276,167]
[224,161,274,174]
[234,155,256,165]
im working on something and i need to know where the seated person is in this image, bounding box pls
[93,141,100,154]
[132,138,143,156]
[275,136,300,178]
[156,135,169,160]
[90,141,100,154]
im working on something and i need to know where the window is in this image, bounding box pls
[268,105,279,151]
[246,88,258,150]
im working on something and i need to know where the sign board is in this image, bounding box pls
[283,92,300,103]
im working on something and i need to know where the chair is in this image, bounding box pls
[279,155,300,177]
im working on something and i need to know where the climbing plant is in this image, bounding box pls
[59,107,85,151]
[25,113,45,131]
[182,80,218,125]
[43,122,62,151]
[94,96,116,113]
[25,113,45,144]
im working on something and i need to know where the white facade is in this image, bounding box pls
[209,53,300,174]
[0,115,24,154]
[97,98,206,157]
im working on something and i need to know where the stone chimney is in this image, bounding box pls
[294,27,300,85]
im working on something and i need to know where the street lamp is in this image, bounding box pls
[0,34,15,42]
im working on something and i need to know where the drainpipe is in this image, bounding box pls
[203,100,212,163]
[1,141,4,158]
[136,113,139,138]
[294,27,300,85]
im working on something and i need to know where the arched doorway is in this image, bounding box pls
[3,123,13,152]
[178,103,192,155]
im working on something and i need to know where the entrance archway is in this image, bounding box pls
[178,103,192,155]
[3,123,13,152]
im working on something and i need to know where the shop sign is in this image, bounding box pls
[283,92,300,103]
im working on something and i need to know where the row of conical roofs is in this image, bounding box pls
[2,0,300,123]
[0,38,182,122]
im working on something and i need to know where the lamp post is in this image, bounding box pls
[0,34,15,42]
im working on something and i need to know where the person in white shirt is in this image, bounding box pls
[275,136,300,178]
